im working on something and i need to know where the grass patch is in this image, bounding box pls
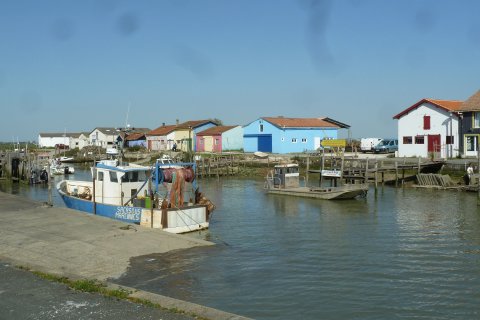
[29,269,130,299]
[17,265,212,320]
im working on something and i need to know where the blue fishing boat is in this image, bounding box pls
[57,159,215,234]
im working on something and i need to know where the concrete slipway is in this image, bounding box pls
[0,191,250,320]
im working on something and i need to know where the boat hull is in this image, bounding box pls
[266,184,368,200]
[57,181,209,233]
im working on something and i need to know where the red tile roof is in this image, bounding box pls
[262,117,341,128]
[197,126,238,136]
[125,133,146,141]
[461,90,480,111]
[393,98,463,119]
[147,125,176,136]
[177,120,217,129]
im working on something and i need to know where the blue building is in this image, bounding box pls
[243,117,349,153]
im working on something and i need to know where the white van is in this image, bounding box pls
[360,138,382,153]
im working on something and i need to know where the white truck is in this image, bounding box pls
[360,138,382,153]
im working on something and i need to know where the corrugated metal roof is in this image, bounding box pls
[197,125,238,136]
[91,127,119,135]
[39,132,81,138]
[262,117,341,128]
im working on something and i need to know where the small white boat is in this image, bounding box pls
[59,156,74,162]
[49,159,75,175]
[265,163,368,200]
[156,155,183,168]
[254,151,269,159]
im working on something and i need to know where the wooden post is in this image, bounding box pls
[320,149,325,187]
[374,160,378,190]
[306,155,310,186]
[418,157,421,175]
[340,149,345,186]
[148,177,154,228]
[47,162,52,206]
[477,138,480,204]
[395,161,399,187]
[92,173,96,215]
[365,158,369,183]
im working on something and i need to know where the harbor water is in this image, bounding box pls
[2,166,480,320]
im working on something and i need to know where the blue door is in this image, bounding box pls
[258,135,272,152]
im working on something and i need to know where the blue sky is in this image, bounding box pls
[1,0,480,142]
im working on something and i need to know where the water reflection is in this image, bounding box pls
[3,171,480,320]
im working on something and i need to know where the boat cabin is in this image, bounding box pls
[93,160,150,206]
[273,164,299,188]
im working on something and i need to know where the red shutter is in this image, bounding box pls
[423,116,430,130]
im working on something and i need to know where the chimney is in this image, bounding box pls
[176,119,179,125]
[162,122,165,127]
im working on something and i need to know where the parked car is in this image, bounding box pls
[373,139,398,153]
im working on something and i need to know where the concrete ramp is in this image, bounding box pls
[0,192,213,281]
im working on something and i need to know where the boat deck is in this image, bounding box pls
[266,184,368,200]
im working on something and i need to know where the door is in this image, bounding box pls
[258,135,272,152]
[213,137,222,152]
[465,135,479,157]
[197,138,205,152]
[428,135,441,158]
[428,135,441,152]
[314,137,321,150]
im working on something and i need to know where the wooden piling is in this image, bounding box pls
[394,161,398,187]
[306,155,310,186]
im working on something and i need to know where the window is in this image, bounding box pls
[121,171,145,183]
[466,136,478,152]
[215,139,219,145]
[292,138,297,143]
[281,137,285,142]
[423,115,431,130]
[446,136,454,144]
[403,136,412,144]
[260,124,264,132]
[474,112,480,128]
[109,171,118,182]
[301,138,307,143]
[98,172,104,181]
[415,136,424,144]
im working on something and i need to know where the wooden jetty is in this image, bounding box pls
[195,154,242,178]
[302,153,446,189]
[0,151,51,183]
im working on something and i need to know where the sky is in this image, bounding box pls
[1,0,480,142]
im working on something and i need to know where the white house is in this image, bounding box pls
[393,98,462,158]
[70,132,90,150]
[89,127,121,149]
[146,125,177,151]
[38,133,73,148]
